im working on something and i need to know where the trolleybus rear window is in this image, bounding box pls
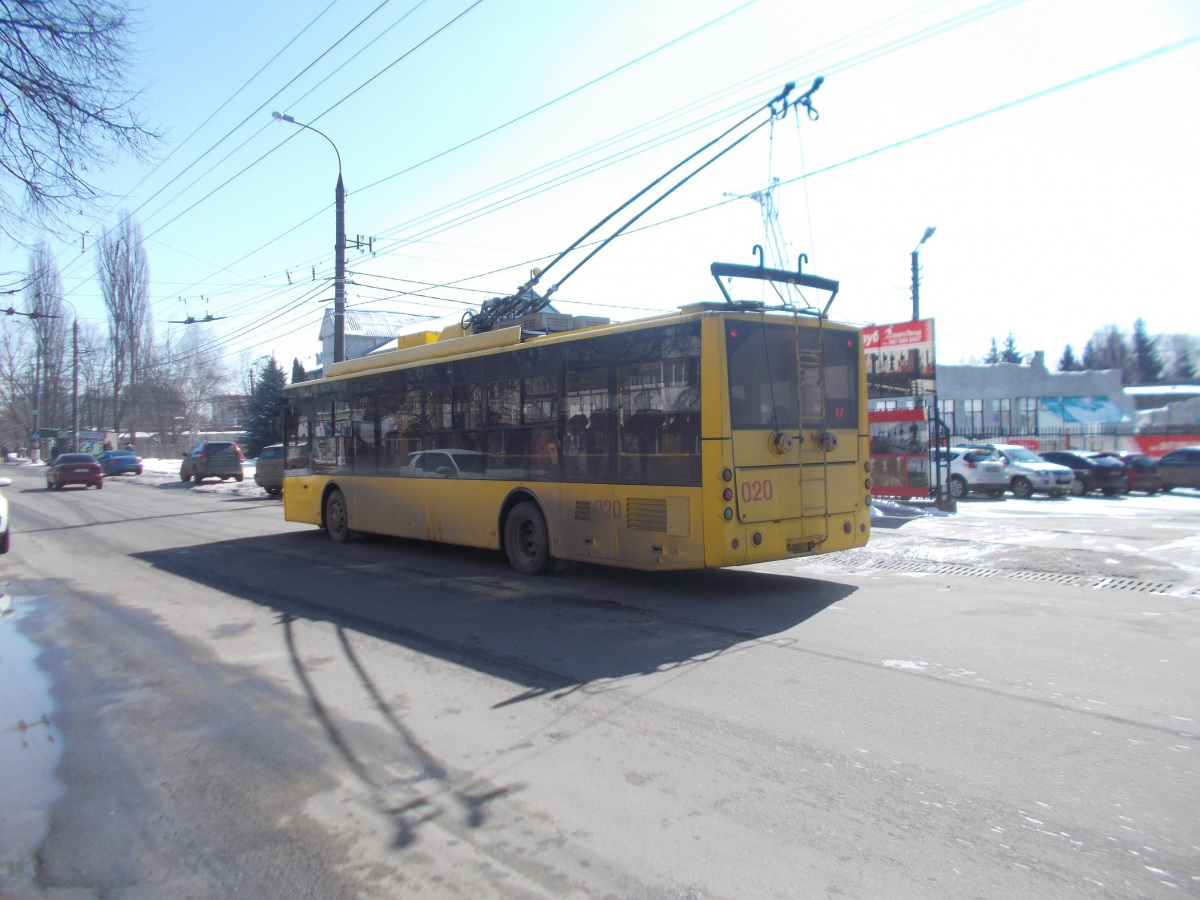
[726,322,859,431]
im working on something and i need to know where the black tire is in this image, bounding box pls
[180,472,191,482]
[503,500,552,575]
[1070,479,1087,496]
[1102,488,1121,497]
[1161,486,1173,493]
[324,488,351,543]
[1011,477,1034,499]
[95,481,103,490]
[267,487,282,498]
[948,475,968,500]
[235,474,243,483]
[0,527,8,553]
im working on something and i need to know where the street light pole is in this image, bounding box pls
[911,226,936,321]
[271,111,346,364]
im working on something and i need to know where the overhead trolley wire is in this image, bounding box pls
[124,0,767,315]
[135,0,487,315]
[123,0,1161,365]
[56,0,394,296]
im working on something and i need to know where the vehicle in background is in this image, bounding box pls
[969,443,1074,498]
[1039,450,1130,496]
[180,441,245,483]
[1156,446,1200,491]
[254,444,284,497]
[936,447,1009,499]
[1093,451,1162,494]
[96,449,144,477]
[0,476,10,552]
[46,453,103,490]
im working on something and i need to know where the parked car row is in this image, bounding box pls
[934,443,1200,499]
[34,441,290,499]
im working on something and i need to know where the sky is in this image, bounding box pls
[2,0,1198,376]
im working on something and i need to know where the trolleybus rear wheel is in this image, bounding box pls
[324,488,351,543]
[504,501,551,575]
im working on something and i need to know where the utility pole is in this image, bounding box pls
[334,171,346,364]
[72,320,79,452]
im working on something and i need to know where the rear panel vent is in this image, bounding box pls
[626,497,668,533]
[574,500,592,521]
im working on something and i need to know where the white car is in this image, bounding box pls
[936,447,1010,500]
[971,443,1074,499]
[0,476,10,553]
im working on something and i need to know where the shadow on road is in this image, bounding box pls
[133,530,856,700]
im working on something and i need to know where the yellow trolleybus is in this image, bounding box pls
[282,269,872,573]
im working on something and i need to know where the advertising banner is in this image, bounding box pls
[863,318,936,400]
[868,407,933,498]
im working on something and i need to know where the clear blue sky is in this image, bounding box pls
[3,0,1198,373]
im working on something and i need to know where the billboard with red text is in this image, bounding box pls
[863,318,935,400]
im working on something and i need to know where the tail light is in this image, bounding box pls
[965,460,977,469]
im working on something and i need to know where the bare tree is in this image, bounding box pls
[0,314,35,448]
[0,0,159,240]
[76,318,110,430]
[25,241,68,452]
[97,211,151,437]
[156,325,228,454]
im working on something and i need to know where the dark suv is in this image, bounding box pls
[1039,450,1130,496]
[180,441,244,483]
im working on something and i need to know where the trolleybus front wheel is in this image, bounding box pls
[504,501,552,575]
[324,488,351,543]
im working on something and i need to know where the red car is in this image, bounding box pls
[1093,451,1163,494]
[46,453,103,490]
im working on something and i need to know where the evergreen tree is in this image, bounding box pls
[1082,326,1132,383]
[1170,346,1197,381]
[983,338,1000,364]
[1130,318,1164,384]
[292,357,306,384]
[241,356,286,457]
[1000,332,1023,364]
[1058,344,1081,372]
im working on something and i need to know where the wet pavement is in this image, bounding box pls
[0,590,63,896]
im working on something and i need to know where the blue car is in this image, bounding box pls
[96,449,143,476]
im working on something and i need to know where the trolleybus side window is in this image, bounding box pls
[286,403,311,471]
[312,402,337,470]
[564,366,614,482]
[617,358,701,486]
[379,391,422,472]
[352,395,376,474]
[486,379,520,426]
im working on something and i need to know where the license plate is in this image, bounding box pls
[73,467,90,473]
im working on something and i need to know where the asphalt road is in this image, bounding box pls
[1,467,1198,899]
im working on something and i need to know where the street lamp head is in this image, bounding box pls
[271,111,295,123]
[917,226,937,248]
